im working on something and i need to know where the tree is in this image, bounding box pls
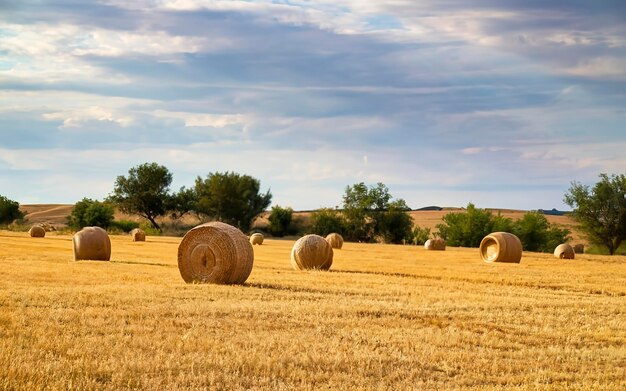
[0,195,23,225]
[377,199,414,244]
[564,173,626,255]
[108,162,173,230]
[310,208,346,237]
[412,225,431,245]
[437,204,513,247]
[68,198,114,230]
[169,186,196,219]
[267,205,295,237]
[342,182,412,243]
[511,211,570,252]
[193,171,272,232]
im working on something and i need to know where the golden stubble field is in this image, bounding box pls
[1,230,625,390]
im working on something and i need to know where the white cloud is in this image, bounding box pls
[151,110,246,128]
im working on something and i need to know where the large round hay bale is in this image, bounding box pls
[178,222,254,284]
[291,234,333,271]
[573,244,584,254]
[479,232,522,263]
[130,228,146,242]
[28,226,46,238]
[250,233,264,245]
[424,238,446,251]
[325,233,344,249]
[554,243,575,259]
[73,226,111,261]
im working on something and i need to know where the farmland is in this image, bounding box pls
[1,230,625,390]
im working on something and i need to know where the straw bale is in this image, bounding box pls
[131,228,146,242]
[554,243,575,259]
[73,226,111,261]
[291,234,333,270]
[424,238,446,251]
[250,233,264,245]
[28,226,46,238]
[325,233,344,249]
[479,232,522,263]
[178,222,254,284]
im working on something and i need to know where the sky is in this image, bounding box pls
[1,1,625,211]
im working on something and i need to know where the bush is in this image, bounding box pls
[377,201,414,244]
[68,198,114,230]
[267,205,296,237]
[437,204,570,252]
[437,204,509,247]
[310,208,346,237]
[412,225,431,245]
[511,212,570,252]
[0,195,23,225]
[109,219,140,233]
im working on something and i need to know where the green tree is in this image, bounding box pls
[412,225,431,245]
[193,171,272,232]
[108,162,173,230]
[511,212,570,252]
[169,186,196,219]
[310,208,346,237]
[377,199,414,244]
[437,204,513,247]
[0,195,23,225]
[342,182,412,243]
[68,198,114,230]
[564,173,626,255]
[267,205,295,237]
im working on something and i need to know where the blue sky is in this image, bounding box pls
[1,1,625,210]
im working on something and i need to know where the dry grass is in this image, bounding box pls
[1,230,625,390]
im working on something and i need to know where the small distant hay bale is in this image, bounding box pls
[178,222,254,284]
[573,244,584,254]
[325,233,344,249]
[479,232,522,264]
[291,234,333,271]
[554,243,575,259]
[250,233,264,245]
[73,226,111,261]
[424,238,446,251]
[28,226,46,238]
[130,228,146,242]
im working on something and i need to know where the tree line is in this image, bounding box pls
[1,163,624,255]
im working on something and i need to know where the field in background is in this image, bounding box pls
[1,230,624,390]
[20,204,587,244]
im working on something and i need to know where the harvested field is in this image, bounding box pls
[1,230,624,390]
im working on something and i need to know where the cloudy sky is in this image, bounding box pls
[1,1,625,210]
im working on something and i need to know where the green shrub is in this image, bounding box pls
[109,220,140,233]
[310,208,346,236]
[68,198,114,230]
[0,195,23,225]
[377,201,414,244]
[437,204,509,247]
[412,225,431,245]
[511,211,571,252]
[267,205,296,237]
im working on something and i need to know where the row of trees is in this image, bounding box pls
[2,163,624,255]
[107,163,271,232]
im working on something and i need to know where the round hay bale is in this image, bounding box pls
[250,232,264,245]
[73,226,111,261]
[424,238,446,251]
[291,234,333,271]
[554,243,575,259]
[573,243,584,254]
[130,228,146,242]
[325,233,344,249]
[479,232,522,264]
[28,226,46,238]
[177,222,254,284]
